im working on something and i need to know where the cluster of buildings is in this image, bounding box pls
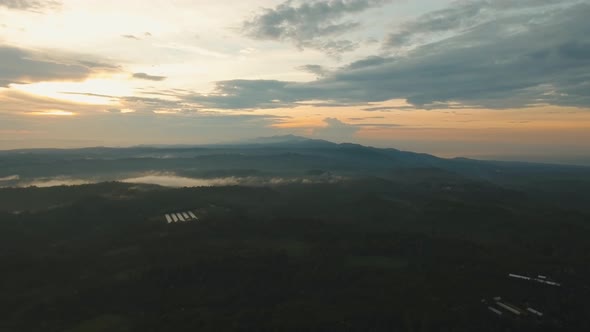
[483,273,562,322]
[508,273,561,287]
[164,211,199,223]
[484,296,544,318]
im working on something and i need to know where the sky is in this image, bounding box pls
[1,0,589,164]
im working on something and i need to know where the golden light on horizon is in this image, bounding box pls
[272,117,326,128]
[27,110,76,116]
[11,77,133,106]
[153,110,178,114]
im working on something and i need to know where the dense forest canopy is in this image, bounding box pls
[1,138,589,331]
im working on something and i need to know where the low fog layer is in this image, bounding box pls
[16,177,95,188]
[121,175,242,187]
[3,173,343,189]
[0,175,20,182]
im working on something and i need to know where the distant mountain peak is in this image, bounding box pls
[241,135,333,146]
[254,134,310,142]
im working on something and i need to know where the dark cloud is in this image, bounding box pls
[242,0,392,55]
[0,0,60,11]
[189,2,590,110]
[132,72,167,81]
[0,46,94,86]
[298,64,330,77]
[0,45,122,87]
[311,39,358,58]
[120,96,188,113]
[187,80,302,109]
[385,0,577,48]
[558,41,590,60]
[345,55,389,70]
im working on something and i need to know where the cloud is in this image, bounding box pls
[313,117,358,141]
[0,46,88,86]
[17,177,92,188]
[122,32,152,40]
[242,0,392,55]
[298,64,330,77]
[121,34,141,40]
[347,116,385,120]
[7,173,344,188]
[132,72,167,81]
[49,90,297,121]
[121,174,242,188]
[0,90,107,115]
[122,174,343,187]
[362,105,415,111]
[189,2,590,110]
[0,45,119,87]
[0,0,60,11]
[61,92,117,99]
[311,39,358,57]
[119,95,189,113]
[385,0,577,48]
[187,80,302,109]
[0,175,19,182]
[0,97,290,150]
[76,59,120,71]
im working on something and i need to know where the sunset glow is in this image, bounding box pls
[1,0,589,163]
[27,110,76,116]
